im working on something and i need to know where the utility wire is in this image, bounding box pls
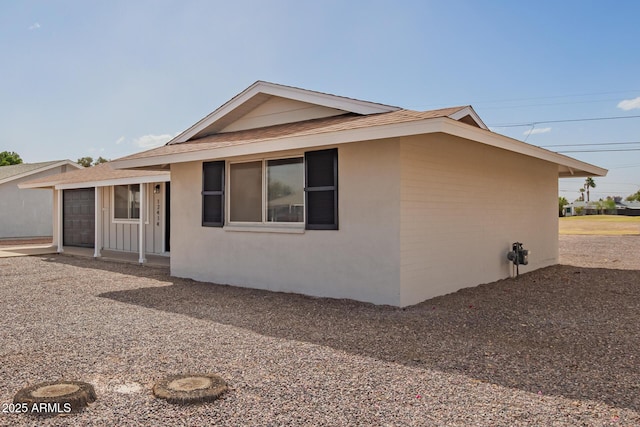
[491,114,640,127]
[541,141,640,147]
[556,148,640,153]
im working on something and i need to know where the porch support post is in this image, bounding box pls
[56,189,64,253]
[138,183,146,264]
[94,186,102,258]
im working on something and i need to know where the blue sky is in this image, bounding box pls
[2,0,639,201]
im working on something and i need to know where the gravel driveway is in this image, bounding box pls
[1,235,639,426]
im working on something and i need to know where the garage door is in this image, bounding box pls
[63,189,95,248]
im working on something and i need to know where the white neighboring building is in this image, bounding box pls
[0,160,82,239]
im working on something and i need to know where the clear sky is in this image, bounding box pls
[2,0,639,201]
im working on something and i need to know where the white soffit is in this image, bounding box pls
[169,81,401,144]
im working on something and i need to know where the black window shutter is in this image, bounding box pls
[305,149,338,230]
[202,161,225,227]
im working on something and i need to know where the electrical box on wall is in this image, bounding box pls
[507,242,529,276]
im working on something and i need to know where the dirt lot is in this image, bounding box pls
[560,215,640,235]
[0,231,638,425]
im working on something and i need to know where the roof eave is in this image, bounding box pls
[111,117,607,177]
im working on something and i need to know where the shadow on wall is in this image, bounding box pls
[46,254,638,413]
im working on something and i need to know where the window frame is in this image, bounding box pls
[227,155,305,227]
[112,183,142,223]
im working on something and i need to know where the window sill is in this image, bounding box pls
[113,219,141,224]
[224,225,305,234]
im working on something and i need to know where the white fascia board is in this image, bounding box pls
[53,174,170,190]
[439,120,608,177]
[112,118,607,177]
[447,106,488,130]
[170,81,401,144]
[0,160,82,185]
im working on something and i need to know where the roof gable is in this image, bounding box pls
[0,160,82,185]
[171,81,401,143]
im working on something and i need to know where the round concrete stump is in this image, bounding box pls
[153,374,228,404]
[13,380,96,414]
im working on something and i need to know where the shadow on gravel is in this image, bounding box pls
[97,264,640,412]
[41,254,171,282]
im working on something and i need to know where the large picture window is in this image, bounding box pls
[229,158,304,224]
[114,184,140,220]
[202,150,337,230]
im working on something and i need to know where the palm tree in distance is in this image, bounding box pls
[584,177,596,202]
[579,187,585,201]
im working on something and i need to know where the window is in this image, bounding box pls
[229,158,304,224]
[202,150,337,230]
[267,158,304,223]
[202,161,225,227]
[114,184,140,220]
[305,148,338,229]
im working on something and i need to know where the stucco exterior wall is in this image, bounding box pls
[0,167,67,239]
[170,139,402,305]
[399,133,558,306]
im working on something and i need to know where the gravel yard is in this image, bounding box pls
[1,235,639,426]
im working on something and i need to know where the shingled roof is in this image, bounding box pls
[114,106,469,164]
[0,160,81,185]
[19,162,169,189]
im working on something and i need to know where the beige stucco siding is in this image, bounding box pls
[170,139,402,305]
[399,133,558,306]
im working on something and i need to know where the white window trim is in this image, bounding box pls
[111,184,144,224]
[226,155,305,229]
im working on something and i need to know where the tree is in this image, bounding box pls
[0,151,23,166]
[584,177,596,202]
[558,197,568,217]
[77,156,109,167]
[626,189,640,202]
[578,188,585,201]
[77,156,93,167]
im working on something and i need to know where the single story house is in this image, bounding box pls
[115,81,604,306]
[0,160,82,240]
[19,163,170,262]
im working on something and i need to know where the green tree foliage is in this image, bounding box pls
[0,151,23,166]
[558,196,568,217]
[626,189,640,202]
[77,156,109,167]
[77,156,93,167]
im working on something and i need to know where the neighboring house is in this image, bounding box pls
[617,201,640,216]
[0,160,82,239]
[111,81,604,306]
[20,163,170,262]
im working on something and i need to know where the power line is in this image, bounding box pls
[541,141,640,147]
[411,89,640,110]
[490,114,640,128]
[557,148,640,153]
